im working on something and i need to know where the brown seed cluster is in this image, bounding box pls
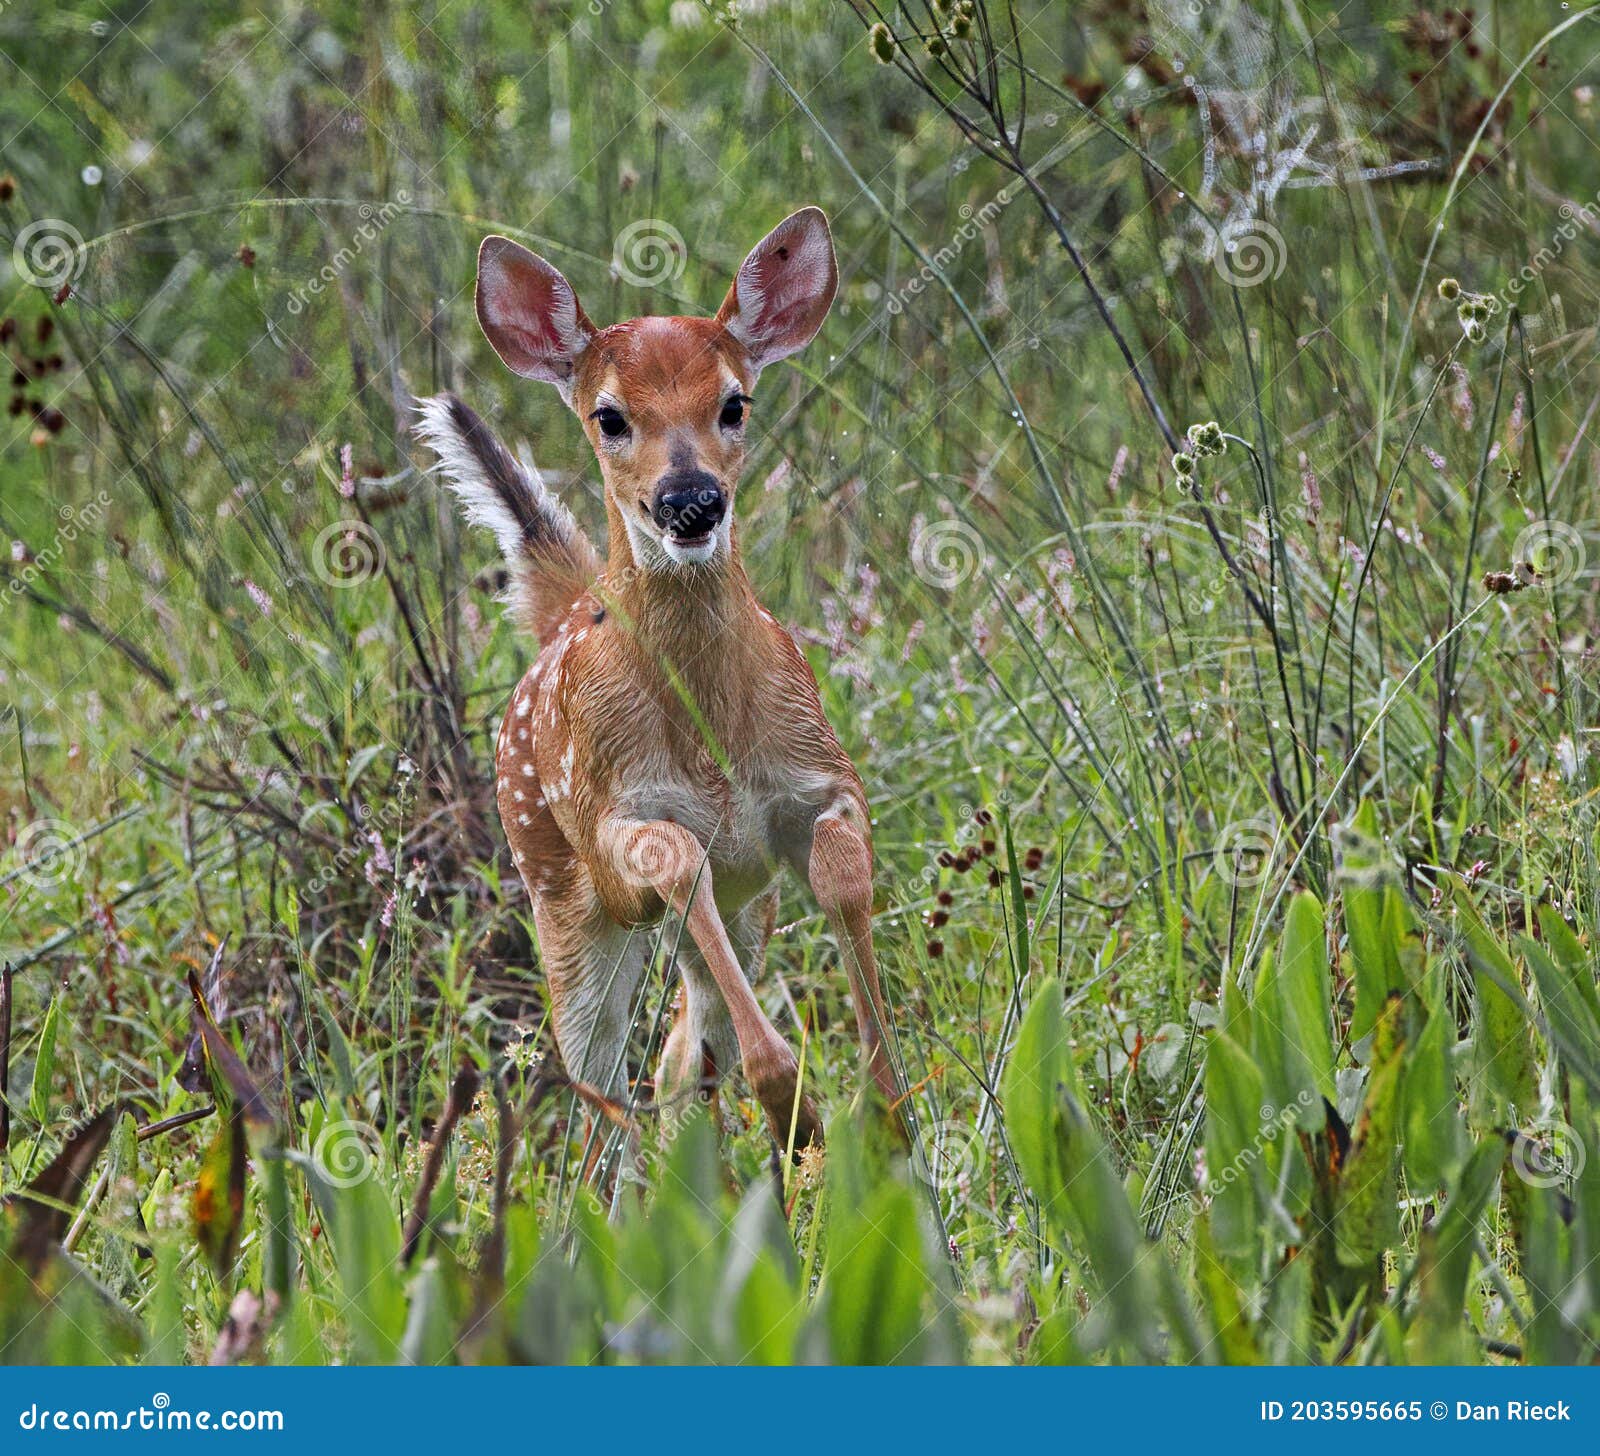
[4,314,68,437]
[924,808,1048,958]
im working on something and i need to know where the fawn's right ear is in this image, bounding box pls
[476,236,596,400]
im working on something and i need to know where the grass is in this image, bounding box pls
[2,0,1600,1364]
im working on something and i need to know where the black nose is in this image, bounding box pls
[651,470,726,538]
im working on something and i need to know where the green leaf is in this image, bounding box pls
[1252,893,1332,1125]
[1003,982,1166,1359]
[1454,887,1536,1113]
[1402,1004,1465,1189]
[1405,1138,1505,1362]
[823,1178,931,1365]
[1194,1216,1262,1364]
[29,995,60,1125]
[1280,891,1336,1101]
[1521,906,1600,1094]
[193,1108,246,1282]
[1341,802,1409,1041]
[1204,1031,1265,1262]
[1333,995,1405,1270]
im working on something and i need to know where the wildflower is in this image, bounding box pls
[1298,451,1322,524]
[901,617,924,662]
[1171,451,1196,478]
[244,579,274,616]
[338,442,355,498]
[237,244,256,268]
[1107,444,1129,494]
[1464,320,1486,345]
[1437,276,1461,301]
[868,21,895,63]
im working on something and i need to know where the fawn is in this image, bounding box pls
[418,208,897,1154]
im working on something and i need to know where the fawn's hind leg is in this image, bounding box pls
[533,899,649,1181]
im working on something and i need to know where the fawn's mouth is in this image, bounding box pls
[660,527,719,565]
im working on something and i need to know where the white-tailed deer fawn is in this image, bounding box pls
[418,208,896,1153]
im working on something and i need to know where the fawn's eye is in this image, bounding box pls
[591,405,629,440]
[719,394,750,430]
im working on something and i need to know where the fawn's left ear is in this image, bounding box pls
[715,207,838,375]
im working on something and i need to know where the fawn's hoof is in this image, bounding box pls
[748,1047,823,1155]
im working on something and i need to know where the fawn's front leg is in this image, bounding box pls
[806,797,900,1112]
[607,817,823,1151]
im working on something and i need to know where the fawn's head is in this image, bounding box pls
[475,209,837,571]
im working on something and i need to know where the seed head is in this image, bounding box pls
[1464,319,1487,345]
[1171,451,1196,477]
[1187,420,1225,457]
[1437,277,1461,301]
[868,22,895,63]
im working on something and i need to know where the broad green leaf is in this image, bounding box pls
[1454,887,1536,1113]
[1252,894,1332,1126]
[1521,906,1600,1094]
[1402,1005,1465,1189]
[1340,802,1409,1040]
[823,1178,931,1364]
[1003,982,1165,1359]
[1405,1138,1504,1362]
[1194,1217,1262,1364]
[1333,995,1405,1270]
[1204,1031,1265,1262]
[193,1109,246,1282]
[1279,891,1336,1102]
